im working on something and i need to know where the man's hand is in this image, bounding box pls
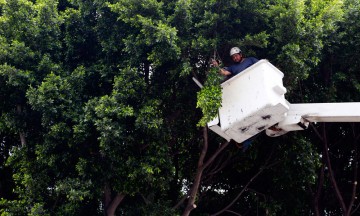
[211,59,219,67]
[210,59,231,76]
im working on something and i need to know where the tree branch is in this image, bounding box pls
[347,123,359,215]
[173,190,190,210]
[210,147,278,216]
[310,123,324,143]
[203,151,231,180]
[351,201,360,215]
[203,139,231,170]
[320,123,347,212]
[225,210,242,216]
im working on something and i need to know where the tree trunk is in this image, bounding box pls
[312,164,325,216]
[103,185,126,216]
[144,60,150,85]
[347,124,359,216]
[311,123,360,215]
[106,193,126,216]
[321,124,347,213]
[182,127,209,216]
[181,127,231,216]
[16,105,27,147]
[104,185,112,215]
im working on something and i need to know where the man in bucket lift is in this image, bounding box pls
[211,47,259,151]
[212,47,259,79]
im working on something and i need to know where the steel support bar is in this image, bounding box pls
[288,102,360,123]
[266,102,360,137]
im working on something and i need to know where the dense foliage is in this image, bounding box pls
[0,0,359,215]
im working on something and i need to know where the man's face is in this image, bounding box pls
[231,53,242,62]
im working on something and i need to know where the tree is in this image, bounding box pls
[1,0,359,215]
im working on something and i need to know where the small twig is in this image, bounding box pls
[351,201,360,215]
[204,152,231,177]
[225,210,242,216]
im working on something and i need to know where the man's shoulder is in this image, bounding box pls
[246,57,259,63]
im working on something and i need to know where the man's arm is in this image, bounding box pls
[211,60,232,76]
[218,67,232,76]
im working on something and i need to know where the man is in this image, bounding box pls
[212,47,259,78]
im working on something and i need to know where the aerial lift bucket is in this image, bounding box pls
[207,60,360,143]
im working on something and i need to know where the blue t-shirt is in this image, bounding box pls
[225,57,259,76]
